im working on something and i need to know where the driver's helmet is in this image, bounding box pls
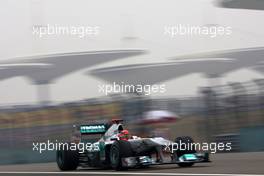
[118,129,129,141]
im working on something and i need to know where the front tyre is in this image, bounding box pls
[175,136,196,168]
[178,162,194,167]
[110,140,133,171]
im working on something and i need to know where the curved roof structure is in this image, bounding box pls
[0,49,146,84]
[217,0,264,10]
[89,47,264,85]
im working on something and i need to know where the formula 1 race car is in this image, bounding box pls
[56,119,210,171]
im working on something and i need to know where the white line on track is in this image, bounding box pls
[0,172,261,176]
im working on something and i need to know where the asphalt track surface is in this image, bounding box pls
[0,152,263,176]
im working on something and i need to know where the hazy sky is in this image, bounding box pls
[0,0,263,105]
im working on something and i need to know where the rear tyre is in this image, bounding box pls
[56,147,79,171]
[175,136,196,167]
[110,140,133,171]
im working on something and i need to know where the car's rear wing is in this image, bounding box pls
[79,124,108,135]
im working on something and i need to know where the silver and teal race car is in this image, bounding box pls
[56,119,210,171]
